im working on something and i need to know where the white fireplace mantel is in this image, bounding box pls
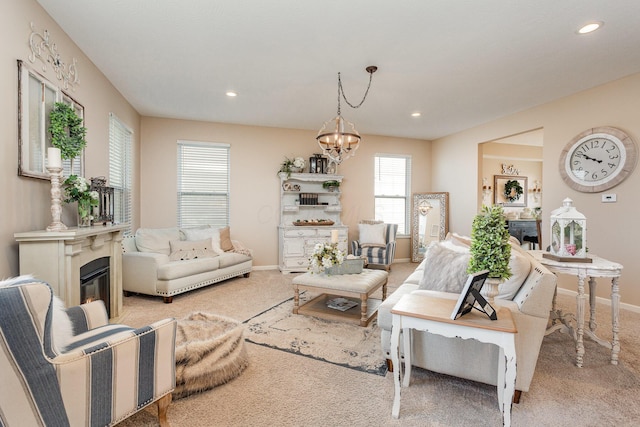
[14,224,127,318]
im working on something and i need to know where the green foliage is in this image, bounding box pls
[49,102,87,160]
[467,205,512,280]
[503,179,523,202]
[322,180,340,189]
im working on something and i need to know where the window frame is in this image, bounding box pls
[108,113,133,233]
[374,153,412,236]
[176,140,231,228]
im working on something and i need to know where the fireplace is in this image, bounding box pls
[80,257,111,317]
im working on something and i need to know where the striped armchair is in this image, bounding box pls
[0,277,176,427]
[351,222,398,271]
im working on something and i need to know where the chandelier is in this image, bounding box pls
[316,66,377,165]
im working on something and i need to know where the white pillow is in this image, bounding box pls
[169,238,219,261]
[358,223,386,246]
[181,226,223,254]
[52,296,74,353]
[418,241,471,293]
[480,249,531,300]
[135,227,181,255]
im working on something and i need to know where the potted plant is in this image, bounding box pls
[322,180,340,192]
[278,156,306,178]
[467,205,512,302]
[49,102,87,166]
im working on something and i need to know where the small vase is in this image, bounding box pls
[485,277,503,304]
[77,199,92,227]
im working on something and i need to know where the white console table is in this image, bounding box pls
[390,293,517,426]
[532,251,623,367]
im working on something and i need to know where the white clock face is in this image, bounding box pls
[566,133,626,186]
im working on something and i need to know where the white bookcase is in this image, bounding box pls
[278,172,348,273]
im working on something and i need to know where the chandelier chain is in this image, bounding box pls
[337,70,374,114]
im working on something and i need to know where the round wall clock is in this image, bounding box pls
[559,126,638,193]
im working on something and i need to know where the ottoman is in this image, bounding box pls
[174,312,249,399]
[292,269,389,326]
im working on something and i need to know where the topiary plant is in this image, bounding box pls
[467,205,512,280]
[49,102,87,160]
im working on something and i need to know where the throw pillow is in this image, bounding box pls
[358,223,386,246]
[219,226,234,252]
[52,296,74,353]
[169,239,219,261]
[418,241,471,293]
[480,249,532,300]
[181,226,223,254]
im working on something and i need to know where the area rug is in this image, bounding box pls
[174,311,249,399]
[243,293,387,375]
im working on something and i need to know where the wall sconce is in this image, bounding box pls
[531,180,542,202]
[482,177,492,201]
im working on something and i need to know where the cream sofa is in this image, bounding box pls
[122,226,252,303]
[378,235,556,402]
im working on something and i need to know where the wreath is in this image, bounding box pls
[49,102,87,160]
[504,179,523,202]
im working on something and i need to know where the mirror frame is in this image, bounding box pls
[411,192,449,262]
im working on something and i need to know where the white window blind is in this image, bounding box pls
[177,141,230,228]
[374,154,411,235]
[109,113,133,233]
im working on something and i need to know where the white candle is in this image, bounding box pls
[47,147,62,169]
[331,229,339,244]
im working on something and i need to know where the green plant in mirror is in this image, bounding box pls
[49,102,87,160]
[468,205,512,280]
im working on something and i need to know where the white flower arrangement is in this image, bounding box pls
[292,157,305,169]
[309,242,345,274]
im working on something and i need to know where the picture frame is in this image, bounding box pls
[450,270,496,320]
[494,175,528,207]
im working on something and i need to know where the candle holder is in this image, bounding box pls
[46,166,68,232]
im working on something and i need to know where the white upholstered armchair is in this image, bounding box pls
[351,222,398,270]
[0,277,176,426]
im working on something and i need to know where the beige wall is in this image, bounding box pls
[139,117,431,266]
[1,0,140,278]
[432,72,640,307]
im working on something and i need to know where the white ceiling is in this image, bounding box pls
[36,1,640,140]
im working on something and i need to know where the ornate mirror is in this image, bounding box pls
[411,192,449,262]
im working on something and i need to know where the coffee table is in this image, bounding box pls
[292,269,388,326]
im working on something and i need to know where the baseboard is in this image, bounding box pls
[556,287,640,314]
[251,265,279,271]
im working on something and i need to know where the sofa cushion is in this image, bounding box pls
[136,227,181,255]
[169,239,219,261]
[377,283,419,330]
[358,223,386,246]
[158,257,221,281]
[418,241,471,293]
[218,252,252,269]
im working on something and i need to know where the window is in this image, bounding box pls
[177,141,230,228]
[18,60,83,179]
[374,154,411,235]
[109,113,133,233]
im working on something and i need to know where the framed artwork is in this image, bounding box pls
[494,175,527,207]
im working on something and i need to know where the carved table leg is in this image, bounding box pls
[293,286,300,314]
[588,277,597,332]
[575,274,586,368]
[611,277,621,365]
[360,293,368,327]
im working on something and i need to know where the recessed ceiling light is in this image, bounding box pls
[226,91,237,97]
[411,112,421,117]
[577,21,603,34]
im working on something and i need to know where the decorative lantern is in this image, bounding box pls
[543,198,591,262]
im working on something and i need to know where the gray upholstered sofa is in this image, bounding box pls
[378,234,556,402]
[122,226,252,303]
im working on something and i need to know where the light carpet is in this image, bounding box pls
[115,264,640,426]
[244,293,387,375]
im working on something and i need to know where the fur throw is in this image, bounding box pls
[418,241,471,293]
[174,311,249,399]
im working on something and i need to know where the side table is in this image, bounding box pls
[532,251,623,367]
[390,293,517,426]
